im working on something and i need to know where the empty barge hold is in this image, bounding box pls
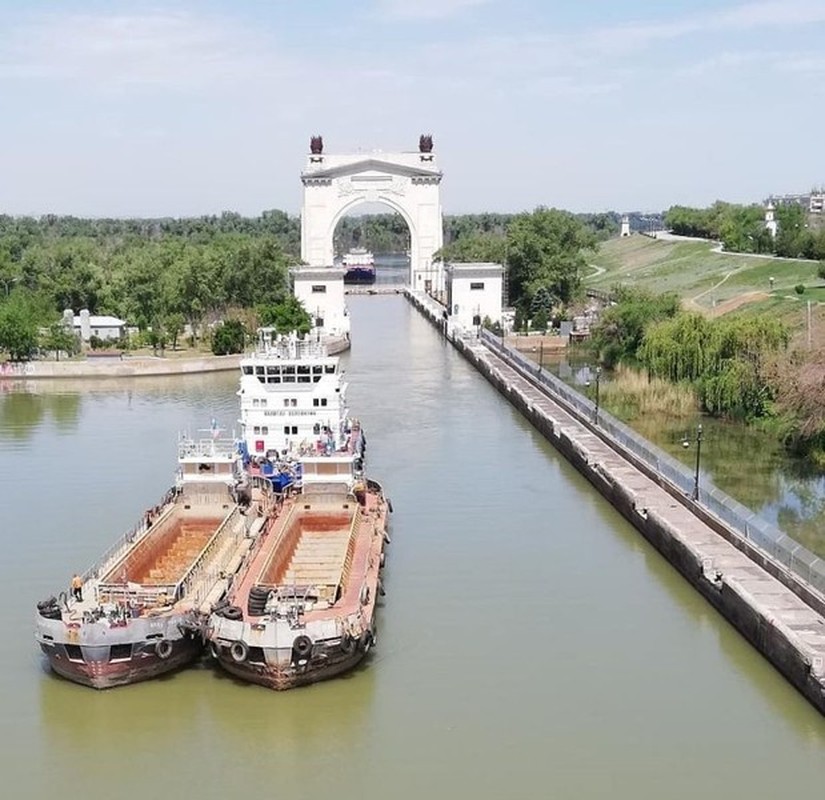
[207,470,389,690]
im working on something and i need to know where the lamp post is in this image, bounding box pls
[593,366,602,424]
[682,424,703,501]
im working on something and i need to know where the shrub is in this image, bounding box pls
[212,319,246,355]
[795,284,806,295]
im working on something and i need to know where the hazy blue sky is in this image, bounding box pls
[0,0,823,217]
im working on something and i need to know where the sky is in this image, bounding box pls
[0,0,823,218]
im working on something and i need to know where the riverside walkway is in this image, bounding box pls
[407,289,825,713]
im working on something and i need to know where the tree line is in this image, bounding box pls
[0,207,608,359]
[664,201,825,260]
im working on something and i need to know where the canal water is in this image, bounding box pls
[2,296,824,799]
[553,354,825,558]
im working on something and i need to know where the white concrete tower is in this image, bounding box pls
[620,215,631,237]
[765,201,778,238]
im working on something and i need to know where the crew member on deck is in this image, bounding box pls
[71,574,83,602]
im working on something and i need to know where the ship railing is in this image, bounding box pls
[178,437,238,461]
[182,479,276,606]
[83,486,179,584]
[179,505,246,607]
[96,581,179,608]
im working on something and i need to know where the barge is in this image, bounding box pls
[34,435,265,689]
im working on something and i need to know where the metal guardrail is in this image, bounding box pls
[479,329,825,598]
[84,486,179,583]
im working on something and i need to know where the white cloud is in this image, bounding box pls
[0,11,291,90]
[374,0,492,21]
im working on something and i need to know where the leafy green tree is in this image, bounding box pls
[40,323,80,360]
[211,319,246,355]
[531,308,549,333]
[257,295,312,335]
[0,293,39,360]
[590,287,680,367]
[165,312,186,350]
[434,233,507,264]
[506,208,595,312]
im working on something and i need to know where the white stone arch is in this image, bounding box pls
[301,145,444,292]
[327,194,416,280]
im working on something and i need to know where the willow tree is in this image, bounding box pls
[639,313,711,382]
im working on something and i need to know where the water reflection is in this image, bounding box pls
[544,355,825,557]
[0,391,81,440]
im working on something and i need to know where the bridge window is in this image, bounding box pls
[243,366,253,375]
[470,282,485,290]
[324,365,335,374]
[311,285,326,293]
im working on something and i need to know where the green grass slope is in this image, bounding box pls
[587,235,821,311]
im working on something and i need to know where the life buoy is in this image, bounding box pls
[292,635,313,660]
[378,579,386,597]
[359,584,370,606]
[155,639,173,660]
[383,530,391,545]
[209,642,221,659]
[230,640,248,663]
[387,498,394,513]
[58,591,68,609]
[340,633,356,655]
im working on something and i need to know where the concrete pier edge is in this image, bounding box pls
[406,289,825,714]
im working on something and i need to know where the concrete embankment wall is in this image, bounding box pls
[406,289,825,714]
[9,355,243,379]
[5,335,350,380]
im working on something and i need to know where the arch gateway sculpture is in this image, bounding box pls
[300,136,445,292]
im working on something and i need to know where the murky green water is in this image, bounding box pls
[2,297,825,799]
[550,353,825,558]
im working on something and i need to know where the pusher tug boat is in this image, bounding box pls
[34,433,270,689]
[207,454,390,690]
[210,329,389,689]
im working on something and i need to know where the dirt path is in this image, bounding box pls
[707,291,770,317]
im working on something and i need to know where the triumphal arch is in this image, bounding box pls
[300,135,444,292]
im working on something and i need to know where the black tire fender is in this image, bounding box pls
[358,630,373,653]
[230,640,248,663]
[292,634,313,660]
[340,633,356,655]
[155,639,173,660]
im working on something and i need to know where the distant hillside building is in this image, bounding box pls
[769,190,824,214]
[764,202,778,238]
[63,309,126,342]
[620,215,631,237]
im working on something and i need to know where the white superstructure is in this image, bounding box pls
[342,247,374,267]
[238,329,357,461]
